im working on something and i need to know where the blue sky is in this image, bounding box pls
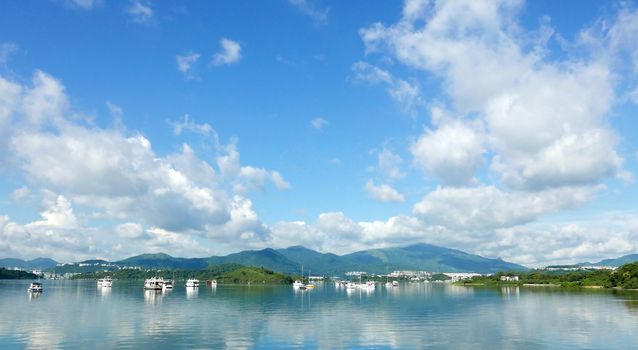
[1,0,638,266]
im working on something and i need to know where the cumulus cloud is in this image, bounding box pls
[351,61,422,114]
[360,0,626,190]
[377,148,404,180]
[413,185,595,231]
[365,180,405,202]
[176,52,200,79]
[0,70,289,260]
[212,38,242,66]
[410,120,484,186]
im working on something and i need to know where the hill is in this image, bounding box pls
[0,267,39,279]
[116,253,209,269]
[208,248,299,274]
[577,254,638,268]
[0,258,58,270]
[340,243,526,274]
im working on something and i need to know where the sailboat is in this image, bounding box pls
[293,264,305,289]
[306,269,315,289]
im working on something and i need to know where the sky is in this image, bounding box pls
[1,0,638,266]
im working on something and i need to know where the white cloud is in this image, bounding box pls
[377,148,404,180]
[212,38,242,66]
[0,70,291,260]
[351,61,422,114]
[126,0,153,23]
[310,117,328,130]
[169,114,213,136]
[11,186,30,201]
[176,52,200,79]
[360,0,625,191]
[288,0,329,24]
[0,43,18,65]
[365,180,405,202]
[413,185,595,231]
[68,0,101,10]
[410,120,484,186]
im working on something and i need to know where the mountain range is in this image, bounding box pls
[0,257,58,270]
[577,254,638,268]
[1,243,528,275]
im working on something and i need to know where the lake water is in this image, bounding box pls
[1,280,638,349]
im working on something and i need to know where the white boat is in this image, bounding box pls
[97,277,112,287]
[293,264,306,289]
[162,280,173,291]
[365,281,376,289]
[144,277,164,290]
[392,280,399,287]
[345,282,357,290]
[206,280,217,287]
[28,282,43,293]
[185,279,199,288]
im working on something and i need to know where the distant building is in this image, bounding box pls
[308,276,323,281]
[500,275,519,282]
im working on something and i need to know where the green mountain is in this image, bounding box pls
[276,246,342,274]
[577,254,638,267]
[0,258,58,270]
[208,248,299,274]
[339,243,526,274]
[116,253,209,269]
[0,267,39,279]
[3,242,527,276]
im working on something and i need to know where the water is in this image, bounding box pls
[1,280,638,349]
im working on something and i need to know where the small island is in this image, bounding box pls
[0,268,39,280]
[71,264,294,285]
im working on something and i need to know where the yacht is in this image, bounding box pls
[162,280,173,291]
[293,280,305,288]
[345,282,357,290]
[206,280,217,287]
[144,277,164,290]
[97,277,112,287]
[392,280,399,287]
[28,282,43,293]
[365,281,376,289]
[186,279,199,288]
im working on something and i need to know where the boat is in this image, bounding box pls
[162,280,173,291]
[144,277,164,290]
[28,282,43,293]
[97,277,112,287]
[345,281,357,290]
[293,264,306,289]
[365,281,376,289]
[186,279,199,288]
[392,280,399,287]
[206,280,217,286]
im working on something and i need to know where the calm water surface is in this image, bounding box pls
[1,280,638,349]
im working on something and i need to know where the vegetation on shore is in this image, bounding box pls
[461,262,638,289]
[0,267,39,279]
[70,264,294,284]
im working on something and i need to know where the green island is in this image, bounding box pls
[71,264,295,285]
[459,262,638,289]
[0,267,39,279]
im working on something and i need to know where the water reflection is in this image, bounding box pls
[144,290,162,304]
[186,287,198,299]
[2,280,638,349]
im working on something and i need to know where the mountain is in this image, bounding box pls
[577,254,638,268]
[339,243,526,274]
[1,242,526,275]
[0,258,58,270]
[116,253,209,269]
[276,246,342,274]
